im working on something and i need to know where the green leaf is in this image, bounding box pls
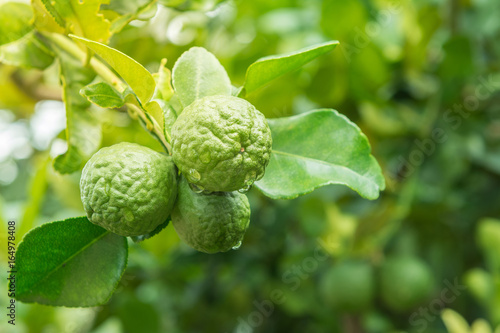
[464,268,494,306]
[0,2,33,46]
[80,82,125,108]
[37,0,65,27]
[71,35,156,105]
[255,109,385,200]
[41,0,111,43]
[130,219,170,243]
[31,0,65,33]
[0,1,45,69]
[441,309,471,333]
[172,46,231,109]
[144,100,166,135]
[153,58,175,101]
[53,51,101,174]
[154,99,177,136]
[477,218,500,273]
[0,32,55,69]
[102,0,158,33]
[471,320,493,333]
[14,217,128,307]
[239,41,339,96]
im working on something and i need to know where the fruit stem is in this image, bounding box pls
[127,103,171,152]
[38,32,172,154]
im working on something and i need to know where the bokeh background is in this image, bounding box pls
[1,0,500,332]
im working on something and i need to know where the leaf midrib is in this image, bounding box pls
[272,150,378,186]
[194,54,202,103]
[86,93,123,102]
[23,230,110,295]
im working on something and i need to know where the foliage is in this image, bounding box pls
[0,0,499,332]
[1,0,386,309]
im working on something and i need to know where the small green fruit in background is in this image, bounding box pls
[320,260,375,312]
[379,255,435,312]
[80,142,177,236]
[172,177,250,253]
[171,95,272,192]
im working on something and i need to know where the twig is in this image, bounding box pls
[38,32,172,154]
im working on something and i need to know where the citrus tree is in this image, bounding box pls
[1,0,385,307]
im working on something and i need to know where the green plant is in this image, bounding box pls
[3,0,385,307]
[80,142,177,237]
[441,309,500,333]
[172,177,250,253]
[379,255,435,312]
[320,260,375,313]
[171,95,272,192]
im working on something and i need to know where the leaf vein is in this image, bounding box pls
[23,231,110,295]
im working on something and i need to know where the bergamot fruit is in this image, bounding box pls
[171,177,250,253]
[171,95,272,192]
[80,142,177,237]
[379,255,435,312]
[320,260,375,313]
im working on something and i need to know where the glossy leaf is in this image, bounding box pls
[53,51,101,174]
[40,0,111,43]
[0,2,33,46]
[172,46,231,109]
[71,35,156,105]
[80,82,125,108]
[14,217,128,307]
[0,32,54,69]
[239,41,339,96]
[255,109,385,200]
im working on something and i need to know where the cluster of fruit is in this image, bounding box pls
[80,95,272,253]
[321,256,435,313]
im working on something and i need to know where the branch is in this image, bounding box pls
[38,32,172,154]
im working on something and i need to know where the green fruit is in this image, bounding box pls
[379,256,434,312]
[320,260,375,312]
[171,95,272,192]
[80,142,177,237]
[171,177,250,253]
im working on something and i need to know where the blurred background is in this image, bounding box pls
[1,0,500,332]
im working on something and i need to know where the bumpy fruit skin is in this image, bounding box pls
[80,142,177,237]
[171,177,250,253]
[379,256,435,312]
[320,260,375,313]
[171,95,272,192]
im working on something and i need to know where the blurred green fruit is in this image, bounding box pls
[171,177,250,253]
[171,95,272,192]
[80,142,177,236]
[379,256,434,312]
[320,260,375,312]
